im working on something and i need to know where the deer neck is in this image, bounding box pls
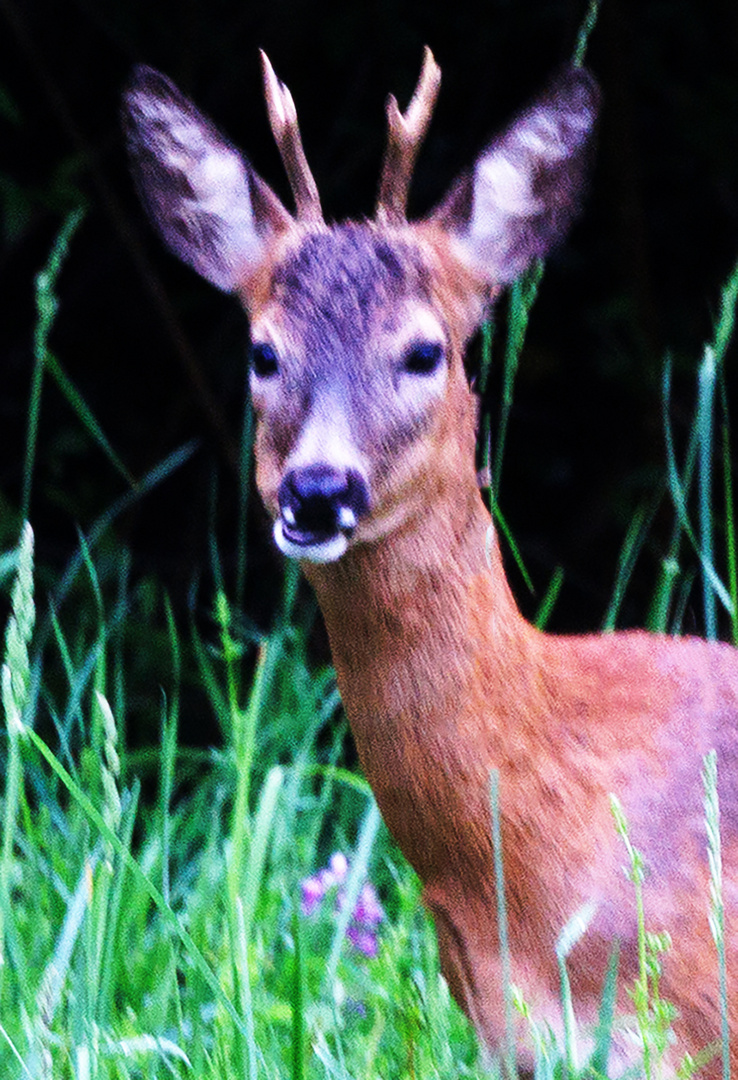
[303,479,528,728]
[302,477,539,885]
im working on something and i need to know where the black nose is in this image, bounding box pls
[278,465,370,545]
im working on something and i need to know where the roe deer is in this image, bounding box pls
[123,50,738,1074]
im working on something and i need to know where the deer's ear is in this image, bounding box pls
[430,66,599,285]
[123,65,293,292]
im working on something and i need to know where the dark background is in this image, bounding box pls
[1,0,737,738]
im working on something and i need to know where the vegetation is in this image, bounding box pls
[0,194,736,1076]
[2,1,738,1073]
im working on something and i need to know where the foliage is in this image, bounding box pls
[0,522,495,1078]
[1,4,738,1070]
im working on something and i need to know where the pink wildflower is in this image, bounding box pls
[300,854,385,957]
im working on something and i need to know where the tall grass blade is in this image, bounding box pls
[697,346,718,639]
[43,350,135,488]
[225,632,270,903]
[240,765,283,934]
[707,251,738,635]
[610,794,651,1080]
[60,635,106,743]
[233,896,258,1080]
[111,550,130,736]
[22,726,251,1040]
[573,0,603,67]
[324,799,381,994]
[0,1023,32,1077]
[647,554,680,635]
[650,357,700,632]
[703,750,730,1080]
[490,770,517,1080]
[610,795,677,1080]
[36,854,97,1027]
[492,262,544,499]
[590,943,619,1078]
[658,255,738,636]
[711,254,738,366]
[78,537,107,791]
[23,210,84,519]
[663,356,733,618]
[26,208,135,510]
[555,902,597,1078]
[720,378,738,644]
[487,513,535,596]
[97,781,141,1031]
[190,614,230,733]
[0,522,35,980]
[670,567,697,636]
[602,503,650,631]
[534,566,564,629]
[291,902,307,1080]
[159,595,180,905]
[25,856,98,1080]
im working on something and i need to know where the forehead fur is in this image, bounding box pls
[269,224,433,342]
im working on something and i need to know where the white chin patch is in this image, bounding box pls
[273,520,349,564]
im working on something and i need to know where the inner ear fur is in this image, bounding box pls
[428,65,599,285]
[123,64,294,292]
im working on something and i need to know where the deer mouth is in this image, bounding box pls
[273,518,351,563]
[273,464,369,563]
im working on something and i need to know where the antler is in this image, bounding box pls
[376,46,442,225]
[260,51,322,222]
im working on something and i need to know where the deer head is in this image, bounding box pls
[123,51,598,564]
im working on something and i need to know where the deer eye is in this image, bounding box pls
[402,342,444,375]
[251,343,280,378]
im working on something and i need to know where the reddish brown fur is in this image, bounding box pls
[124,57,738,1074]
[303,415,738,1070]
[248,225,738,1071]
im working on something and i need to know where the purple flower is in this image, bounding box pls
[300,851,349,915]
[346,924,379,958]
[326,852,349,883]
[300,874,325,917]
[300,853,385,957]
[347,881,384,956]
[354,882,384,928]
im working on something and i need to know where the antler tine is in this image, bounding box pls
[260,51,322,222]
[376,46,442,225]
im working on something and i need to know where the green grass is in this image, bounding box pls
[2,249,736,1080]
[2,49,738,1073]
[0,523,495,1079]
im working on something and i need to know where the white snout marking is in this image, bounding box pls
[274,520,349,564]
[289,402,365,477]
